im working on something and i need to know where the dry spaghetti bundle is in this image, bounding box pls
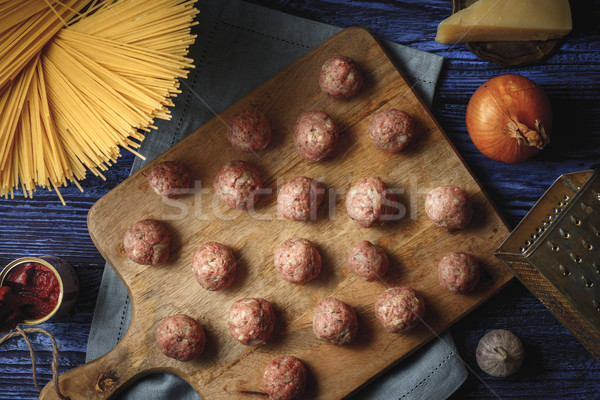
[0,0,198,204]
[0,0,91,92]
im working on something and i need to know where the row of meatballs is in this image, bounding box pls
[224,55,415,162]
[124,219,481,292]
[146,158,473,229]
[157,287,423,361]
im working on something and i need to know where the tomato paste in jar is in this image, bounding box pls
[0,286,22,332]
[0,256,78,332]
[4,262,60,320]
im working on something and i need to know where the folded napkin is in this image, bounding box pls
[87,1,467,398]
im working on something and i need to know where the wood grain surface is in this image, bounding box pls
[40,27,512,399]
[3,1,600,399]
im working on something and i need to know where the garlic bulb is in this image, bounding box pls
[476,329,524,377]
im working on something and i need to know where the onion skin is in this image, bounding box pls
[466,74,552,164]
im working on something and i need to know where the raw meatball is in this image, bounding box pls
[425,186,473,230]
[155,314,205,361]
[374,287,425,333]
[318,55,364,99]
[277,176,324,221]
[123,219,171,265]
[147,161,192,199]
[227,110,271,152]
[369,109,415,153]
[274,238,321,284]
[346,177,398,228]
[293,111,339,162]
[438,252,480,293]
[347,241,389,281]
[228,298,275,345]
[263,355,307,400]
[213,160,263,210]
[192,242,236,291]
[313,297,358,345]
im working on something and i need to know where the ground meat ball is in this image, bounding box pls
[318,55,364,99]
[228,298,275,345]
[425,186,473,230]
[263,356,307,400]
[123,219,171,265]
[438,252,480,293]
[274,238,321,284]
[313,297,358,345]
[345,177,398,228]
[227,110,271,152]
[277,176,324,221]
[192,242,236,291]
[147,161,192,199]
[155,314,205,361]
[293,111,339,162]
[369,109,415,153]
[347,241,389,281]
[374,287,425,333]
[213,160,262,210]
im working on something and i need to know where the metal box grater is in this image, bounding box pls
[495,170,600,361]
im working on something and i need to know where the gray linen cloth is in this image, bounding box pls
[86,1,468,399]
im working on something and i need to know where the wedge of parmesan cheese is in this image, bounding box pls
[436,0,572,44]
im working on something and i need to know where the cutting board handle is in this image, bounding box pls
[38,334,143,400]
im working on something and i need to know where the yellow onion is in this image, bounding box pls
[466,74,552,164]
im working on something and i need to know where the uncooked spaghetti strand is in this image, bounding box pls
[17,100,35,196]
[42,62,113,158]
[47,40,160,128]
[0,89,13,161]
[58,27,196,61]
[55,98,129,172]
[52,37,169,119]
[113,17,197,46]
[0,0,89,91]
[49,178,66,205]
[43,62,122,170]
[1,158,14,197]
[0,17,54,88]
[58,46,172,113]
[0,56,38,168]
[57,30,195,76]
[43,0,70,28]
[64,0,113,25]
[36,91,72,189]
[70,178,83,192]
[27,72,46,186]
[0,0,45,25]
[118,17,197,43]
[0,1,47,33]
[43,44,154,143]
[35,58,73,180]
[68,0,197,40]
[58,30,195,73]
[0,21,33,73]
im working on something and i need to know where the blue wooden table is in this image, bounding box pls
[1,1,599,399]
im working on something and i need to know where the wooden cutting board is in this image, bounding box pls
[41,27,512,399]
